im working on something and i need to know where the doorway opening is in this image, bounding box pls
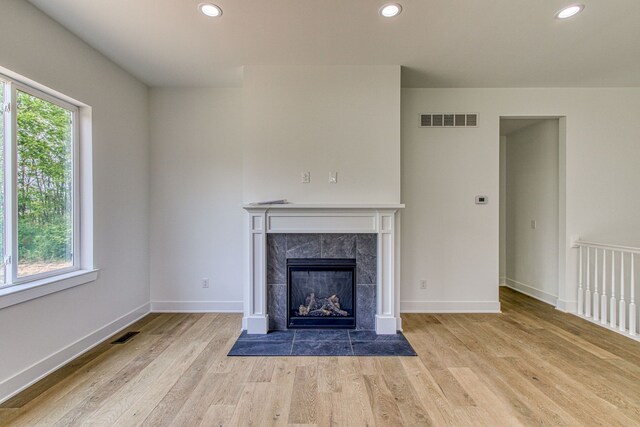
[499,117,564,306]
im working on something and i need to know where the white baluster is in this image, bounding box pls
[620,253,626,332]
[610,250,617,329]
[629,254,636,336]
[585,247,591,318]
[593,248,599,321]
[601,248,608,325]
[578,246,584,315]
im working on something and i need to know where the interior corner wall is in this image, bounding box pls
[0,0,150,402]
[401,88,640,313]
[499,136,507,284]
[505,120,559,304]
[242,65,401,204]
[149,88,243,311]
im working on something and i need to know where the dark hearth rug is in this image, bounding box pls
[228,329,417,356]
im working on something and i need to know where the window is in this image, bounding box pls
[1,74,80,288]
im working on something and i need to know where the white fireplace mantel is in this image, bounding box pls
[242,203,404,334]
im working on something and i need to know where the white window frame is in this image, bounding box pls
[0,69,97,309]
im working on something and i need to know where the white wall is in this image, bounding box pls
[149,88,243,311]
[0,0,149,402]
[148,66,401,311]
[401,92,500,312]
[401,88,640,313]
[243,65,401,204]
[505,120,559,304]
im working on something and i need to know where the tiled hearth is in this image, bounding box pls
[266,233,377,330]
[228,329,416,356]
[243,204,404,335]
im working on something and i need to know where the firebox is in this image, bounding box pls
[287,258,356,329]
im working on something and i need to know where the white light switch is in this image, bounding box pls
[301,171,311,184]
[329,172,338,184]
[531,220,537,229]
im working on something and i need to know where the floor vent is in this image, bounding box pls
[420,113,478,128]
[111,331,140,344]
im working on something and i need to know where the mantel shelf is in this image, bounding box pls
[243,203,405,210]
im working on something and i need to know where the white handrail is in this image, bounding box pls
[574,240,640,254]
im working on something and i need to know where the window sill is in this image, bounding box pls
[0,269,99,310]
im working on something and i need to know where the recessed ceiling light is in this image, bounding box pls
[380,3,402,18]
[199,3,222,17]
[556,4,584,19]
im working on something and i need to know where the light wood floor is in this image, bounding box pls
[3,288,640,426]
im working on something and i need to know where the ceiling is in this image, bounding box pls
[28,0,640,88]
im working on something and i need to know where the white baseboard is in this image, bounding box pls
[151,300,243,313]
[504,278,557,306]
[556,298,577,313]
[0,302,150,405]
[244,315,269,334]
[375,315,399,334]
[400,300,501,313]
[499,276,507,286]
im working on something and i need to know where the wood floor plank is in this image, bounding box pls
[405,316,476,408]
[378,358,432,426]
[198,403,236,427]
[288,364,319,424]
[317,357,341,394]
[6,290,640,426]
[227,382,272,426]
[449,367,523,426]
[248,356,277,383]
[170,354,257,425]
[141,314,236,426]
[51,314,201,427]
[399,357,457,426]
[112,314,225,427]
[0,312,168,411]
[0,409,20,426]
[82,314,219,426]
[362,374,403,426]
[338,358,376,426]
[5,313,175,427]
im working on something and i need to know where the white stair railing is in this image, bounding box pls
[575,240,639,339]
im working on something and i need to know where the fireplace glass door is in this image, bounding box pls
[287,258,356,328]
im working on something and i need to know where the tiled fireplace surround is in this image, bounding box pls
[266,233,377,330]
[243,205,403,335]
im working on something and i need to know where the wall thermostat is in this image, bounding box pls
[475,195,488,204]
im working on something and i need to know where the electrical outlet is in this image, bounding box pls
[301,171,311,184]
[329,172,338,184]
[201,278,209,288]
[420,280,427,290]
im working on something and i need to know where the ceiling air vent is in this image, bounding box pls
[419,113,479,128]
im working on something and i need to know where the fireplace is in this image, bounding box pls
[243,204,404,335]
[287,258,356,328]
